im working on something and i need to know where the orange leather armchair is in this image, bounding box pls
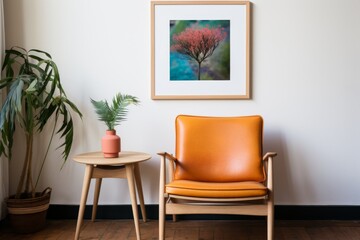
[158,115,277,239]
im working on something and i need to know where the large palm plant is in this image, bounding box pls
[0,46,82,199]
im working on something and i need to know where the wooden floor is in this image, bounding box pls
[1,219,360,240]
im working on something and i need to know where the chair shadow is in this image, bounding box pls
[264,129,303,206]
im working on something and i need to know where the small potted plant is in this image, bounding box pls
[0,47,82,233]
[91,93,139,157]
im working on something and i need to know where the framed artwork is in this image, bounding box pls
[151,1,251,100]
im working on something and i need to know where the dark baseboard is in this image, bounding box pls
[47,204,360,221]
[275,205,360,220]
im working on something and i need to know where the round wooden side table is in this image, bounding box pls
[73,151,151,240]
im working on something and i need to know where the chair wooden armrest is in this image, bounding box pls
[158,152,178,192]
[158,152,177,182]
[158,152,178,162]
[262,152,277,194]
[263,152,277,161]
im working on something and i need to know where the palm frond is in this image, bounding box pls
[91,93,139,130]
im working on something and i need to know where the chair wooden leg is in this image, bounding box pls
[92,178,102,221]
[267,156,274,240]
[267,198,274,240]
[171,198,177,222]
[159,154,166,240]
[159,195,165,240]
[267,213,274,240]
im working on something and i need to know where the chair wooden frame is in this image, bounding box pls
[158,151,277,240]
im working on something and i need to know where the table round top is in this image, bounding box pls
[73,151,151,166]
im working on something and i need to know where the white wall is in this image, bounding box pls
[3,0,360,205]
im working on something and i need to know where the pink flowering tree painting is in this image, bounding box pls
[170,20,230,81]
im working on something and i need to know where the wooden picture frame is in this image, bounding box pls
[151,1,251,100]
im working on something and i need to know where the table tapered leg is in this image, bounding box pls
[74,164,93,240]
[134,163,147,222]
[126,164,141,240]
[92,178,102,221]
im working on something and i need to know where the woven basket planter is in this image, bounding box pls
[6,188,52,233]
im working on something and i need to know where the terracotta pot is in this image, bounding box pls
[6,188,52,233]
[102,130,121,158]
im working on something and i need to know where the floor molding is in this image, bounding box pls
[47,205,360,220]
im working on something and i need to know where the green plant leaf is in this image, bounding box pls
[56,105,68,134]
[7,78,24,115]
[63,98,82,117]
[29,49,52,59]
[56,117,74,161]
[5,48,25,58]
[28,54,46,62]
[91,93,139,130]
[38,103,57,131]
[0,77,13,89]
[91,98,113,129]
[0,46,82,196]
[25,79,38,93]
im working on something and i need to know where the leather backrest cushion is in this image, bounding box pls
[175,115,265,182]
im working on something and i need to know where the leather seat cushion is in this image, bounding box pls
[166,180,268,198]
